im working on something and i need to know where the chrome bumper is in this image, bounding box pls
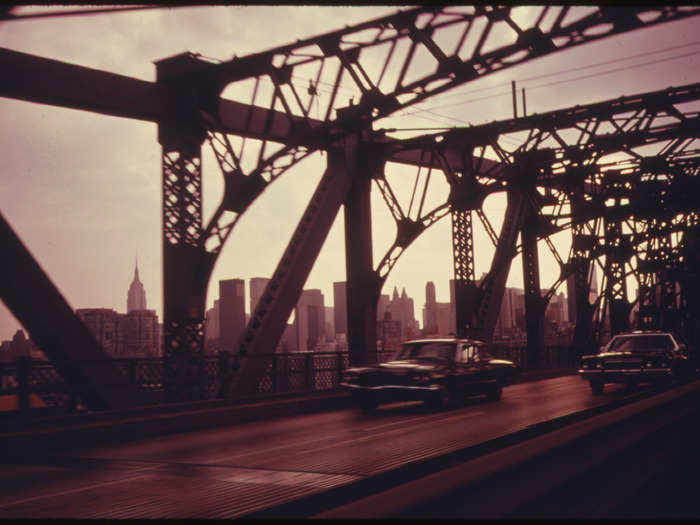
[579,368,672,377]
[340,382,440,392]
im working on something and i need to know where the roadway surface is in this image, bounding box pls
[0,375,667,518]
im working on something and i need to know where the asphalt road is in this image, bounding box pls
[0,375,659,518]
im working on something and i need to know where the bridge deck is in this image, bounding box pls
[0,376,682,518]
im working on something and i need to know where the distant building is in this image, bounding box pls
[280,322,297,352]
[219,278,246,352]
[325,306,334,339]
[127,259,147,313]
[387,287,418,339]
[76,308,120,356]
[77,307,160,358]
[377,311,402,354]
[423,281,438,335]
[204,299,220,343]
[296,289,325,351]
[120,309,160,357]
[250,277,271,315]
[377,294,390,321]
[0,329,34,363]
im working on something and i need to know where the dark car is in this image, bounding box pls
[340,338,520,412]
[579,330,695,394]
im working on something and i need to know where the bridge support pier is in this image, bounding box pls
[345,141,382,366]
[451,209,479,339]
[522,204,546,368]
[156,55,213,402]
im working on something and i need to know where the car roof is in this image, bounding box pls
[403,337,486,344]
[612,331,674,337]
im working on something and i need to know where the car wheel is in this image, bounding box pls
[358,394,378,413]
[486,380,502,402]
[590,380,604,395]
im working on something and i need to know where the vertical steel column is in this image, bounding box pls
[603,217,631,336]
[345,140,381,366]
[452,209,479,338]
[156,54,214,402]
[636,270,657,329]
[522,202,546,368]
[568,174,596,354]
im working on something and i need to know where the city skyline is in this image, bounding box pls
[2,6,697,341]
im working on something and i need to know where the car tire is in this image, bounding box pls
[486,380,502,402]
[590,380,604,395]
[358,394,378,413]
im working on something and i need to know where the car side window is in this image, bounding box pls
[458,344,478,362]
[456,344,469,363]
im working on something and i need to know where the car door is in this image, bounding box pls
[461,343,483,393]
[454,342,472,393]
[477,343,498,382]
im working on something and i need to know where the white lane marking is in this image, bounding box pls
[0,470,156,509]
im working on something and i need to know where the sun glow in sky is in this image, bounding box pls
[2,5,700,340]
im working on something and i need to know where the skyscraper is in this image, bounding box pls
[423,281,438,334]
[127,259,147,313]
[387,287,418,338]
[204,299,220,342]
[296,289,325,351]
[219,279,246,352]
[121,309,160,357]
[250,277,271,315]
[77,308,121,356]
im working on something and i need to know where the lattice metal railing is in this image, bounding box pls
[0,346,580,420]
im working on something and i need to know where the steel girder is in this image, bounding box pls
[2,6,700,403]
[379,81,700,347]
[0,213,144,410]
[227,135,359,395]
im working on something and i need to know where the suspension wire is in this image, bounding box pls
[2,5,187,21]
[398,49,700,119]
[402,39,700,108]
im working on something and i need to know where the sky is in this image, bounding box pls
[1,5,700,341]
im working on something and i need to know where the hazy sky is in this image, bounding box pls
[2,5,700,341]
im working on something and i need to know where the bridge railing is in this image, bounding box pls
[0,346,579,417]
[489,344,581,370]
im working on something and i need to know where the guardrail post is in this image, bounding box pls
[217,350,232,399]
[271,356,278,393]
[337,352,343,387]
[16,356,30,413]
[306,353,314,392]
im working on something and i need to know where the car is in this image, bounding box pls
[340,337,520,412]
[579,330,695,394]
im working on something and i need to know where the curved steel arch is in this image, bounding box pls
[157,6,700,398]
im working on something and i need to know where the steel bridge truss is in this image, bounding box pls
[2,5,700,403]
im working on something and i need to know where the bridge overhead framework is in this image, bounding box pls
[1,5,700,406]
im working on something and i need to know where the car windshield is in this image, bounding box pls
[394,341,454,361]
[606,334,674,353]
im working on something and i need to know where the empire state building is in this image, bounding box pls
[127,260,147,312]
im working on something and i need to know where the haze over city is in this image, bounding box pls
[2,5,699,341]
